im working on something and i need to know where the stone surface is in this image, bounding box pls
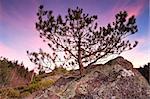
[31,57,150,99]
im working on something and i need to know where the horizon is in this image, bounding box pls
[0,0,149,71]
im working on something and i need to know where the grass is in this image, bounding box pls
[0,79,54,98]
[23,79,54,93]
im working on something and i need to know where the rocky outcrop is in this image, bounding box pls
[8,69,34,88]
[31,57,150,99]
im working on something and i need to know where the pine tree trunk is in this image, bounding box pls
[79,59,84,76]
[29,71,35,83]
[78,36,84,76]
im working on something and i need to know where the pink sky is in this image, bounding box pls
[0,0,149,70]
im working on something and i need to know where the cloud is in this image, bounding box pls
[0,42,16,58]
[0,0,38,34]
[0,0,148,70]
[0,41,36,70]
[96,0,146,27]
[121,37,150,68]
[125,1,146,18]
[121,50,149,68]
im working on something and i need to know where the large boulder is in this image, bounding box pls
[33,57,150,99]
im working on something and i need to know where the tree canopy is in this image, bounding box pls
[27,5,138,75]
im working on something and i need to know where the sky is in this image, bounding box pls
[0,0,149,70]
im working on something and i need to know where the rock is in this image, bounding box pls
[34,56,150,99]
[105,56,133,70]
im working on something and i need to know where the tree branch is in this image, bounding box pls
[86,51,110,67]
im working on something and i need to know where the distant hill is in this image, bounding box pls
[0,57,34,88]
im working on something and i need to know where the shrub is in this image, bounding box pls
[51,67,68,75]
[23,83,40,93]
[39,79,54,89]
[23,79,54,93]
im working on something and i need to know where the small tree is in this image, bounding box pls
[27,5,138,76]
[137,63,150,84]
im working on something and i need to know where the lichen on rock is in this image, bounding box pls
[121,69,135,77]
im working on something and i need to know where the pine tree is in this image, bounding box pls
[27,5,138,76]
